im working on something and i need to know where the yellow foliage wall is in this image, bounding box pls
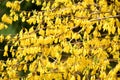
[0,0,120,80]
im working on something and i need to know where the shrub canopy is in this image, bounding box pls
[0,0,120,80]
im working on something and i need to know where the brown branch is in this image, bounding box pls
[19,0,24,4]
[90,15,120,22]
[90,11,111,15]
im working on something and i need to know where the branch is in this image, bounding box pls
[19,0,24,4]
[90,14,120,22]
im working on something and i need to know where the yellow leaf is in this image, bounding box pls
[3,51,8,56]
[0,23,6,30]
[13,14,18,21]
[5,35,11,40]
[44,37,53,44]
[22,17,25,22]
[0,35,4,42]
[70,75,75,80]
[72,33,80,40]
[86,25,93,34]
[2,14,12,24]
[37,36,44,44]
[27,17,36,25]
[39,29,45,36]
[29,26,34,33]
[36,0,41,6]
[55,17,61,24]
[23,64,27,72]
[4,45,8,51]
[6,1,12,8]
[90,75,95,80]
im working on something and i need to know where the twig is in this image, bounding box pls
[90,11,111,15]
[89,14,120,22]
[19,0,24,4]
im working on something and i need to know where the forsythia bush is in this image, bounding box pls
[0,0,120,80]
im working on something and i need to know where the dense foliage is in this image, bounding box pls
[0,0,120,80]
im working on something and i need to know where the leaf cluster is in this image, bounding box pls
[0,0,120,80]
